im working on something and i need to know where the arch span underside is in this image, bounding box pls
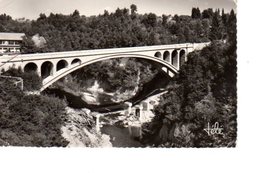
[180,49,186,67]
[56,59,69,72]
[24,62,38,73]
[40,54,180,91]
[154,51,162,58]
[171,50,178,68]
[71,58,81,65]
[163,51,170,63]
[41,61,54,79]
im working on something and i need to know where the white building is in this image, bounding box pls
[0,32,25,55]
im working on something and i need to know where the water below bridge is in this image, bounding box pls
[101,124,144,147]
[44,71,170,147]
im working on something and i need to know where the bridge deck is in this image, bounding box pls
[0,42,209,62]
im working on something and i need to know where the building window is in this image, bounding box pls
[3,48,11,52]
[9,41,15,45]
[0,40,8,45]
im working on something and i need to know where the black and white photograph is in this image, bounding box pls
[0,0,237,148]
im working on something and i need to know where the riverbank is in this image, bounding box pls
[60,90,166,147]
[98,91,166,147]
[61,107,112,147]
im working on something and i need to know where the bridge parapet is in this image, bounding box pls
[192,42,211,50]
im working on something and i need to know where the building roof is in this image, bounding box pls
[0,32,25,41]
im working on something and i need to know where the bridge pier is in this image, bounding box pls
[170,49,181,70]
[37,68,41,77]
[167,69,175,78]
[96,114,101,134]
[177,50,181,70]
[52,65,56,76]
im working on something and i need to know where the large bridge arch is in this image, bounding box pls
[40,54,178,91]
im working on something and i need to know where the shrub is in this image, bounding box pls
[2,67,42,91]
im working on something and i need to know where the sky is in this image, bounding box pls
[0,0,236,19]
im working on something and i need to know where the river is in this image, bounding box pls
[101,125,144,147]
[44,71,170,147]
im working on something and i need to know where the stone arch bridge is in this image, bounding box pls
[0,42,210,91]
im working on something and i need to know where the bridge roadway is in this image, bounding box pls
[0,42,210,91]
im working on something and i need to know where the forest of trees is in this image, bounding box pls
[0,77,68,146]
[0,6,233,53]
[142,10,236,147]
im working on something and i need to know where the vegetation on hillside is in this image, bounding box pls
[0,78,68,146]
[1,6,232,52]
[2,68,42,91]
[69,58,158,93]
[141,10,236,147]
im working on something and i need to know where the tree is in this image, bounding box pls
[103,10,109,16]
[226,9,237,45]
[209,11,224,40]
[184,26,192,42]
[38,13,47,21]
[21,36,38,53]
[130,4,137,15]
[191,7,201,19]
[162,14,169,27]
[202,8,213,19]
[142,13,157,27]
[72,10,80,17]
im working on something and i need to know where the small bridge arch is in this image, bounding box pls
[56,59,69,71]
[163,51,170,63]
[179,49,186,67]
[24,62,38,73]
[41,61,54,79]
[71,58,81,65]
[154,51,162,58]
